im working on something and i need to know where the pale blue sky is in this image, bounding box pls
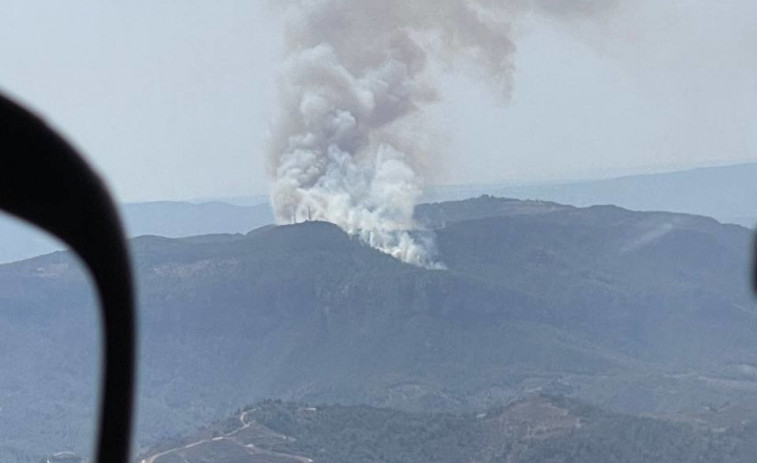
[0,0,755,202]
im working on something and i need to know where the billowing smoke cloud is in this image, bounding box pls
[268,0,608,267]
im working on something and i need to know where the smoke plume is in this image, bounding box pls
[268,0,606,267]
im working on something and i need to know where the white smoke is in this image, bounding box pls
[268,0,610,267]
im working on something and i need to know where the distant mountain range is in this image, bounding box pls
[1,162,755,264]
[2,196,756,461]
[425,162,757,228]
[0,200,275,263]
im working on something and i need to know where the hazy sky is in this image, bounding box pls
[0,0,755,202]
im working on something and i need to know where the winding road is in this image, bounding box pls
[141,410,313,463]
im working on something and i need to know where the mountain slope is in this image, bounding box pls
[1,197,756,461]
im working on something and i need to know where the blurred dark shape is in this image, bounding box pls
[0,93,135,463]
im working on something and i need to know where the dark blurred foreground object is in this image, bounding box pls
[0,93,135,463]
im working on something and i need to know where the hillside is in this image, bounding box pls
[139,396,757,463]
[1,197,756,461]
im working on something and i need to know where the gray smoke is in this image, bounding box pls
[268,0,609,267]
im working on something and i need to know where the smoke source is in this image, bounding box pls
[268,0,605,267]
